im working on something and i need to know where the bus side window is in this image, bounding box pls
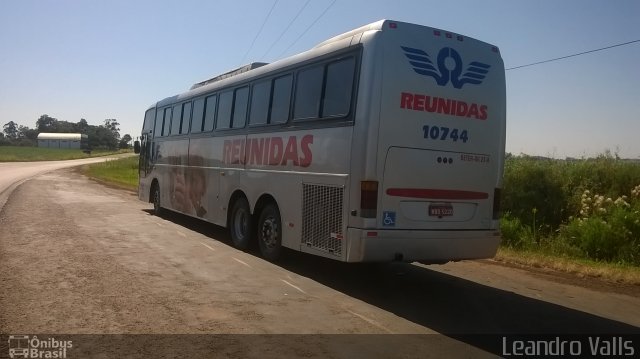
[322,57,355,118]
[203,95,217,132]
[232,86,249,128]
[271,74,292,124]
[171,104,183,135]
[249,80,270,126]
[181,102,192,134]
[154,108,163,138]
[293,65,323,120]
[216,91,233,129]
[162,107,172,137]
[143,108,155,134]
[191,98,205,133]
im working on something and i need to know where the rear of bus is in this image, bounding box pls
[347,21,506,263]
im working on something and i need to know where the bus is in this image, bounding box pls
[135,19,506,263]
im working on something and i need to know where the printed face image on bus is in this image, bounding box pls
[136,19,506,264]
[168,154,207,217]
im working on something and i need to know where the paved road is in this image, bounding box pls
[0,165,638,358]
[0,154,134,210]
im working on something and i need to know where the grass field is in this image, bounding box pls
[0,146,129,162]
[82,156,139,191]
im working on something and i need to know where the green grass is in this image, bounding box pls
[82,156,139,191]
[0,146,130,162]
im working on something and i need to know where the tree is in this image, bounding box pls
[119,134,132,149]
[77,118,89,133]
[56,120,77,133]
[87,125,118,150]
[36,114,58,132]
[3,121,18,139]
[18,125,39,140]
[103,119,120,140]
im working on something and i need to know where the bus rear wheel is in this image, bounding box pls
[258,203,282,262]
[230,197,252,250]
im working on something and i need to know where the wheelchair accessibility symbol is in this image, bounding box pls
[383,211,396,227]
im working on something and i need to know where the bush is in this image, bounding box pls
[500,213,535,249]
[502,156,570,232]
[501,155,640,265]
[502,155,640,232]
[558,186,640,264]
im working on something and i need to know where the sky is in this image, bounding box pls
[0,0,638,158]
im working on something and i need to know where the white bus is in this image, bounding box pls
[135,19,506,263]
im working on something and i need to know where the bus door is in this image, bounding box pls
[138,133,151,177]
[137,107,158,180]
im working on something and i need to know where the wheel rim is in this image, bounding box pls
[233,208,248,240]
[261,216,279,249]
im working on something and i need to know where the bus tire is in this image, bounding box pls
[230,197,252,250]
[257,203,282,262]
[152,183,163,216]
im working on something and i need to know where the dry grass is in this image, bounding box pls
[495,247,640,286]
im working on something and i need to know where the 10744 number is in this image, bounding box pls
[422,125,468,143]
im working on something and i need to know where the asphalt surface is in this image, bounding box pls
[0,154,133,209]
[0,161,639,358]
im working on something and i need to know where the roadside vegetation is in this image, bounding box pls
[498,153,640,283]
[2,115,132,150]
[82,156,139,191]
[0,146,129,162]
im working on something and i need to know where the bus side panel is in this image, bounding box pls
[243,126,352,259]
[188,136,227,227]
[347,29,384,231]
[153,138,191,214]
[217,133,247,225]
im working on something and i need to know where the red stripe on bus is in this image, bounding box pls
[385,188,489,200]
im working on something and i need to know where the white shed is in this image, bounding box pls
[37,133,88,149]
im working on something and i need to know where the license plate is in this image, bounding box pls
[429,204,453,217]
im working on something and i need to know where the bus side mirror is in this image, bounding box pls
[134,140,141,154]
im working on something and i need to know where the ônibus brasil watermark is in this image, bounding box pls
[7,335,72,359]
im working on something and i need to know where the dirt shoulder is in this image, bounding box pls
[485,258,640,297]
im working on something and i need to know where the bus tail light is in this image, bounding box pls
[493,188,502,220]
[360,181,378,218]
